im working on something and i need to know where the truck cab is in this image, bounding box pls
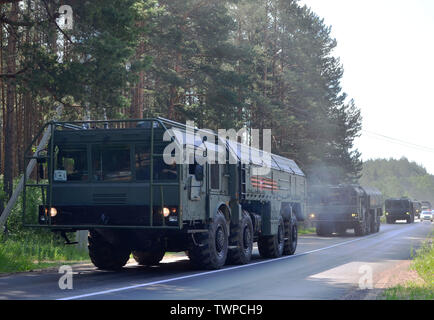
[385,198,414,224]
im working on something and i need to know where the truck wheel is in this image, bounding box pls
[366,215,372,234]
[227,213,253,265]
[132,248,165,266]
[354,222,365,236]
[283,214,297,256]
[370,216,377,234]
[258,217,284,258]
[88,230,130,270]
[188,210,229,270]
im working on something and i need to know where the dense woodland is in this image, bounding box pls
[0,0,362,211]
[360,158,434,205]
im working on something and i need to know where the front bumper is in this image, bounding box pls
[385,213,412,220]
[38,205,180,228]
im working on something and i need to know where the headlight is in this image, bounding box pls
[352,213,358,217]
[162,207,170,217]
[406,212,410,215]
[49,207,58,217]
[309,213,316,219]
[385,212,389,216]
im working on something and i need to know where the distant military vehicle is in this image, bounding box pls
[308,185,383,236]
[385,198,415,224]
[411,201,422,219]
[23,118,307,270]
[421,201,431,212]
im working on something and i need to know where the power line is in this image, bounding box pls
[362,130,434,153]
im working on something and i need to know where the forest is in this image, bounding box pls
[360,158,434,205]
[0,0,362,212]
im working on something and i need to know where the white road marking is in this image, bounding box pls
[58,224,420,300]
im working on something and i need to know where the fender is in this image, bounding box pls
[213,202,231,222]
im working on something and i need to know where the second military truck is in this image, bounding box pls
[385,198,415,224]
[23,118,306,270]
[308,185,383,236]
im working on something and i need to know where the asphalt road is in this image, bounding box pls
[0,220,432,300]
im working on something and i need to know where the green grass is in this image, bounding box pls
[0,237,89,274]
[298,226,316,235]
[382,283,434,300]
[382,234,433,300]
[0,177,90,274]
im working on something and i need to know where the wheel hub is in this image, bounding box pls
[243,226,252,252]
[215,226,225,257]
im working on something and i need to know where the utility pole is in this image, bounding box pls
[0,105,64,230]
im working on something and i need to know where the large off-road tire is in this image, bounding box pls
[258,217,284,258]
[132,248,165,266]
[375,217,381,233]
[406,214,414,224]
[365,215,372,234]
[188,210,229,270]
[354,221,366,236]
[227,212,253,265]
[88,230,130,270]
[283,214,297,256]
[370,214,377,234]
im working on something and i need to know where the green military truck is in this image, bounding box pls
[411,200,422,219]
[23,118,306,270]
[385,198,415,224]
[307,185,383,236]
[421,201,431,212]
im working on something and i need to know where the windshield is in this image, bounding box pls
[54,143,177,182]
[54,145,88,181]
[386,200,410,210]
[309,187,357,206]
[92,145,132,182]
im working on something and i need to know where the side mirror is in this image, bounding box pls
[194,164,204,181]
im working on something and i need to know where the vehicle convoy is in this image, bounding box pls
[23,118,307,270]
[421,201,431,212]
[307,185,383,236]
[411,200,422,219]
[385,198,415,224]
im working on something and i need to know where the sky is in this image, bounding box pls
[299,0,434,174]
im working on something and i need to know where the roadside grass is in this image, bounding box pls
[0,178,90,274]
[298,226,316,235]
[382,233,433,300]
[0,236,89,274]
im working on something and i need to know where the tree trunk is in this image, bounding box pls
[3,3,18,200]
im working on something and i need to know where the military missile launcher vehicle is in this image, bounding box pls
[308,184,383,236]
[23,118,306,270]
[385,198,415,224]
[411,200,422,219]
[421,201,431,212]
